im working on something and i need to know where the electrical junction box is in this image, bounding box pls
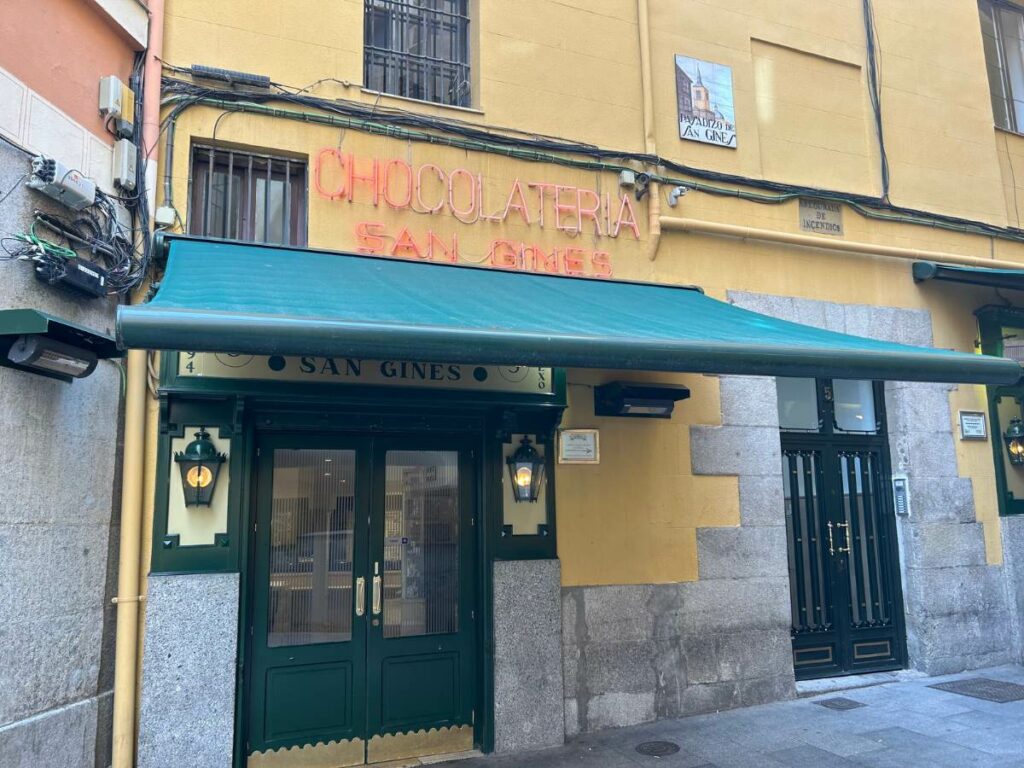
[35,256,108,298]
[154,205,177,228]
[99,76,135,138]
[27,156,96,210]
[113,138,137,191]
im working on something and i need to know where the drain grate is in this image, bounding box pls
[815,697,866,710]
[929,677,1024,703]
[636,741,681,757]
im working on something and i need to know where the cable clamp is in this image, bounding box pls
[111,594,146,605]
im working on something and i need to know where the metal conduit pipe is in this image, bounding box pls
[636,0,662,262]
[111,0,164,765]
[659,215,1024,271]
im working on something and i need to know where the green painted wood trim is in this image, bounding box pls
[976,307,1024,516]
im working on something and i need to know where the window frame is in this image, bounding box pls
[362,0,472,109]
[980,0,1024,133]
[188,144,308,247]
[777,377,887,438]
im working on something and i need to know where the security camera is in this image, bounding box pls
[667,185,688,207]
[634,172,652,200]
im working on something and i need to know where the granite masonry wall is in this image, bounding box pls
[0,141,122,768]
[732,292,1019,675]
[562,369,795,735]
[493,560,565,753]
[137,573,239,768]
[561,292,1023,737]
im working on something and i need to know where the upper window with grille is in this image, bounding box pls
[364,0,471,108]
[189,146,307,246]
[980,0,1024,132]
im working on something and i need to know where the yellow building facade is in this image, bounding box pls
[128,1,1024,766]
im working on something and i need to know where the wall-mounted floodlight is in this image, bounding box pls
[594,381,691,419]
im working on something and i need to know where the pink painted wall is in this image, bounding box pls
[0,0,141,144]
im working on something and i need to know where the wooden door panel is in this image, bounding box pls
[247,440,370,760]
[366,443,477,762]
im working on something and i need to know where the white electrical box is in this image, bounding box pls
[113,139,137,191]
[99,76,132,118]
[154,205,178,228]
[99,76,135,138]
[27,156,96,210]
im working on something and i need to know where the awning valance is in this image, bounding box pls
[117,236,1021,385]
[913,260,1024,291]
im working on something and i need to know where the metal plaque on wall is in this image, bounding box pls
[799,198,844,236]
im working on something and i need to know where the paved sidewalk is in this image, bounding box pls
[445,665,1024,767]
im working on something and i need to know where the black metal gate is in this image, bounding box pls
[780,380,906,680]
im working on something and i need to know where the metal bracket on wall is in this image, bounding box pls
[158,393,171,434]
[229,396,246,436]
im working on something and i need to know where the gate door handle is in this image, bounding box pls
[355,577,366,617]
[836,522,851,554]
[827,521,835,556]
[372,562,382,616]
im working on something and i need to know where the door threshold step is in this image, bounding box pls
[375,750,483,767]
[796,669,926,698]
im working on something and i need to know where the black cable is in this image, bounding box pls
[862,0,890,201]
[0,173,28,207]
[161,76,1024,244]
[0,133,34,159]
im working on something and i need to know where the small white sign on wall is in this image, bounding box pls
[958,410,988,440]
[558,429,600,464]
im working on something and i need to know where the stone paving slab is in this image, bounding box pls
[440,665,1024,768]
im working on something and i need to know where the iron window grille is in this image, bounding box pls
[189,146,308,246]
[980,0,1024,133]
[364,0,471,108]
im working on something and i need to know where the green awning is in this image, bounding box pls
[913,260,1024,291]
[117,236,1021,385]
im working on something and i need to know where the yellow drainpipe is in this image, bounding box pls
[111,350,147,767]
[637,0,662,262]
[659,215,1024,270]
[112,0,164,765]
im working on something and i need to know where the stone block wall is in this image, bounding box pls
[0,141,122,767]
[561,291,1024,738]
[137,573,240,768]
[493,560,564,753]
[562,371,795,736]
[732,291,1019,676]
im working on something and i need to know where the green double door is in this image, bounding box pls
[246,435,478,767]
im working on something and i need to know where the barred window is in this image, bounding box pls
[980,0,1024,132]
[189,146,307,246]
[364,0,471,108]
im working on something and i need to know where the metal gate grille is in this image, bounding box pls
[783,450,832,635]
[838,450,893,630]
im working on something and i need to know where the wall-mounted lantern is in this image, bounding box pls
[174,427,227,506]
[594,381,691,419]
[1005,418,1024,466]
[506,436,546,503]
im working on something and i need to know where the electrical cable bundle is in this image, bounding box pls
[0,53,152,297]
[158,61,1024,245]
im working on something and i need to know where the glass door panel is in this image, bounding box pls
[382,450,460,639]
[269,449,357,647]
[366,442,475,763]
[248,439,369,766]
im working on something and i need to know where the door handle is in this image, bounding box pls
[827,521,835,556]
[372,562,382,616]
[355,577,365,617]
[836,522,851,554]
